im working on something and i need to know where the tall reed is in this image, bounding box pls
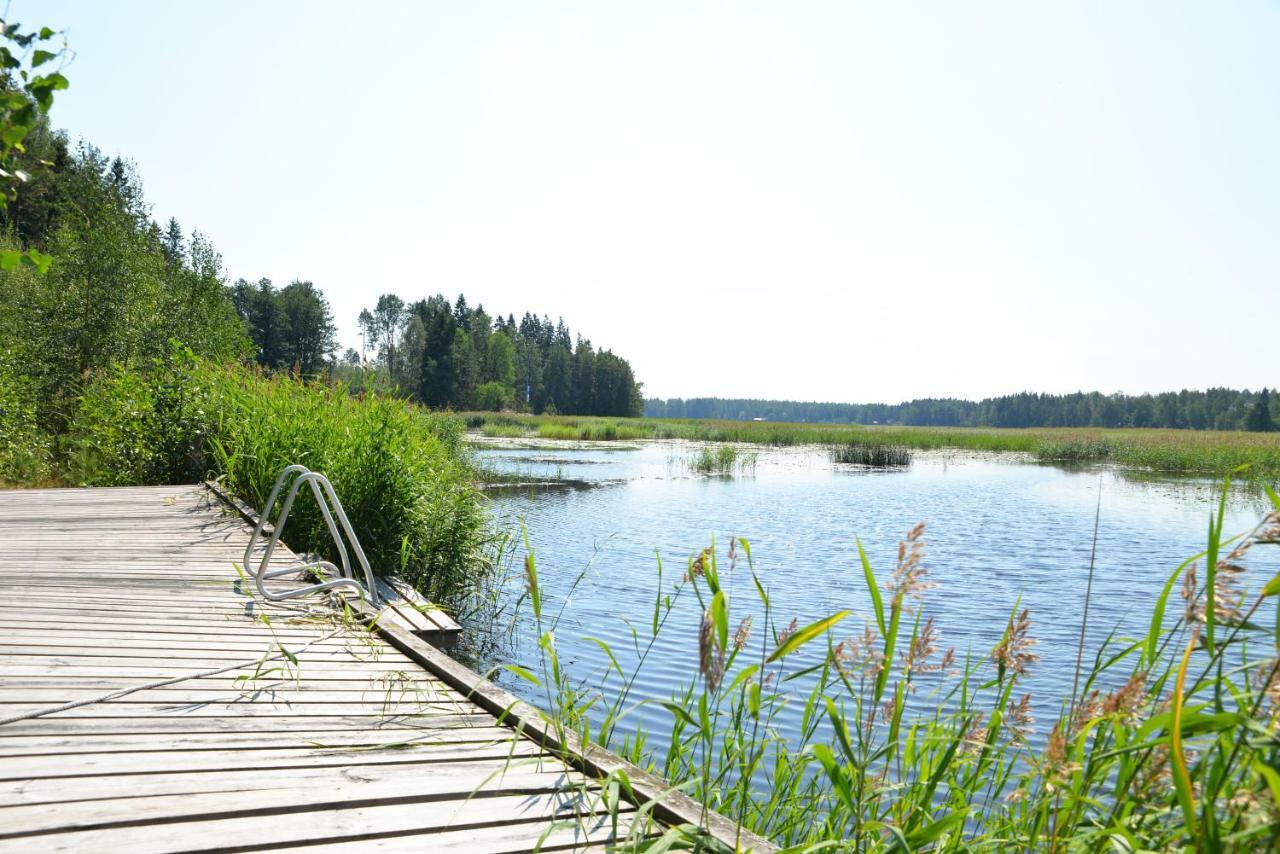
[67,346,489,603]
[503,477,1280,849]
[830,443,912,467]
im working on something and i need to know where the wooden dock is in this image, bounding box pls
[0,485,773,852]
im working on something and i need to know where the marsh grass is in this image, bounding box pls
[831,443,913,468]
[498,477,1280,850]
[689,444,758,476]
[464,412,1280,479]
[480,423,528,439]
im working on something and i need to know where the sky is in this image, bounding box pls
[30,1,1280,403]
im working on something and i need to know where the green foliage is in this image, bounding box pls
[1245,388,1275,433]
[0,18,68,273]
[512,488,1280,849]
[0,347,50,482]
[475,380,513,412]
[67,349,489,603]
[830,443,912,467]
[688,443,757,475]
[357,294,643,417]
[0,145,250,431]
[231,278,338,374]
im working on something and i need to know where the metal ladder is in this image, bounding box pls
[242,464,379,605]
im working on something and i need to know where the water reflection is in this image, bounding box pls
[466,438,1272,749]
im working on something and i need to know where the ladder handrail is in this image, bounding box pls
[242,464,379,605]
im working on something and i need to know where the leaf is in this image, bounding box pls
[767,611,851,663]
[1264,484,1280,513]
[1204,474,1231,654]
[1,124,26,146]
[32,49,55,67]
[496,663,541,685]
[1254,759,1280,808]
[660,700,699,731]
[1147,551,1201,667]
[905,812,965,848]
[710,589,728,653]
[1169,628,1200,844]
[857,538,886,636]
[1262,572,1280,597]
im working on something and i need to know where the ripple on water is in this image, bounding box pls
[472,441,1271,749]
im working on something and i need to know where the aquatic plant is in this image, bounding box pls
[479,423,527,439]
[830,442,912,467]
[689,444,758,475]
[503,478,1280,849]
[463,412,1280,478]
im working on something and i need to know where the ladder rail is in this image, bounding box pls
[242,464,379,605]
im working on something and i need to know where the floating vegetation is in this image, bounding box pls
[830,443,912,468]
[689,444,757,476]
[461,412,1280,478]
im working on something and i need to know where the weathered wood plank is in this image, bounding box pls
[0,791,629,853]
[0,484,770,852]
[0,739,542,777]
[3,758,580,810]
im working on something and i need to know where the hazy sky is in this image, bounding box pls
[33,1,1280,402]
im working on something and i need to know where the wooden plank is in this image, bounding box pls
[0,739,543,777]
[0,483,768,851]
[0,712,495,736]
[0,791,630,854]
[0,727,518,756]
[365,608,780,852]
[3,757,579,809]
[267,816,657,854]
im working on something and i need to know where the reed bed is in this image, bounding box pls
[503,478,1280,849]
[66,346,489,603]
[688,444,758,476]
[831,442,913,467]
[479,423,527,439]
[463,412,1280,479]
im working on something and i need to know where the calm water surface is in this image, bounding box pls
[468,439,1270,747]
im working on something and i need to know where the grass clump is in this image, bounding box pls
[689,444,757,475]
[66,346,488,603]
[507,480,1280,849]
[480,423,527,439]
[831,442,912,467]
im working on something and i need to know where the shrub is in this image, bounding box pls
[0,349,52,484]
[475,381,513,412]
[67,347,488,603]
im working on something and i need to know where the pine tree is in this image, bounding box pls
[1245,388,1275,432]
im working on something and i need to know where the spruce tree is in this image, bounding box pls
[1245,388,1275,432]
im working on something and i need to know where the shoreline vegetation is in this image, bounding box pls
[507,485,1280,850]
[467,412,1280,480]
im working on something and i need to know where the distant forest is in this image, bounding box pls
[647,389,1278,432]
[344,294,642,417]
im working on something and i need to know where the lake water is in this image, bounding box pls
[467,438,1271,748]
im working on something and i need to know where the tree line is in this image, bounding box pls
[350,293,643,417]
[0,125,250,433]
[647,388,1277,432]
[0,113,643,422]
